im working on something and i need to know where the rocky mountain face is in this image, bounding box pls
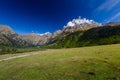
[0,18,102,47]
[52,17,101,38]
[63,17,101,33]
[47,24,120,48]
[0,25,15,35]
[0,25,52,47]
[20,32,52,45]
[52,30,63,38]
[0,25,29,47]
[20,18,101,46]
[0,25,15,45]
[1,17,120,48]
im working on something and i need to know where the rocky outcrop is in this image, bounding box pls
[20,32,52,45]
[52,30,63,38]
[0,25,32,47]
[0,25,15,45]
[2,17,120,47]
[0,25,15,35]
[51,17,101,38]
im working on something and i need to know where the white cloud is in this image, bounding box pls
[107,12,120,22]
[95,0,120,11]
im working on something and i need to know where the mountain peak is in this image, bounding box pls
[0,25,15,35]
[61,17,102,33]
[64,17,101,28]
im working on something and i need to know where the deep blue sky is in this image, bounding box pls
[0,0,120,34]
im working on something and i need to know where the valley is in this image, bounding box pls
[0,0,120,80]
[0,44,120,80]
[0,17,120,80]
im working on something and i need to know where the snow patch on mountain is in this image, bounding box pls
[23,32,52,36]
[64,17,102,28]
[67,22,75,27]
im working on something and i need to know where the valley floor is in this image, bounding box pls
[0,44,120,80]
[0,51,42,62]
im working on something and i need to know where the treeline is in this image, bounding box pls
[0,46,17,54]
[46,25,120,48]
[0,25,120,53]
[0,46,43,54]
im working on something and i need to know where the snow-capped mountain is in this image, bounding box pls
[0,17,103,46]
[36,32,52,36]
[64,17,101,28]
[63,17,101,33]
[52,17,102,37]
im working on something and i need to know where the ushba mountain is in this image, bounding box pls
[1,17,119,47]
[63,17,101,32]
[52,17,101,38]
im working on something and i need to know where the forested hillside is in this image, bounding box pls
[46,25,120,48]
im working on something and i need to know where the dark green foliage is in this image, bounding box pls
[16,47,43,53]
[78,25,120,46]
[46,25,120,48]
[0,25,120,50]
[0,46,44,54]
[80,26,120,40]
[45,31,83,48]
[0,46,17,54]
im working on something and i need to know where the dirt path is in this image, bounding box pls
[0,51,41,62]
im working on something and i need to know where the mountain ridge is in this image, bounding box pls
[0,17,120,48]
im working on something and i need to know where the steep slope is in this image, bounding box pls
[52,17,101,38]
[46,25,120,48]
[20,32,52,46]
[0,25,52,48]
[0,25,33,48]
[46,17,102,48]
[0,17,102,48]
[63,17,101,33]
[0,25,15,46]
[103,22,120,26]
[52,30,63,38]
[1,17,120,49]
[0,25,15,35]
[79,25,120,45]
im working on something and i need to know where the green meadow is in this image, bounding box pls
[0,44,120,80]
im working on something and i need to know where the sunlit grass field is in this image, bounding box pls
[0,44,120,80]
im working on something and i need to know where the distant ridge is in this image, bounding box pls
[0,17,120,48]
[104,22,120,26]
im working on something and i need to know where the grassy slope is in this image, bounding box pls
[0,44,120,80]
[47,25,120,48]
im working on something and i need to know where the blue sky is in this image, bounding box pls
[0,0,120,34]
